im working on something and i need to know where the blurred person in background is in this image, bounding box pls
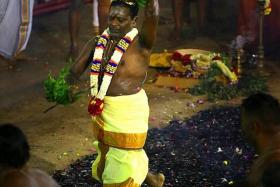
[240,93,280,187]
[0,123,59,187]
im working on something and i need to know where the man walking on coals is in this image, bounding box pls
[67,0,164,186]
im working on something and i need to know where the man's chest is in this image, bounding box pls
[99,41,145,73]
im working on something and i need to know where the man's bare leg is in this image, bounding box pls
[92,0,99,35]
[171,0,184,40]
[145,172,165,187]
[68,0,83,59]
[198,0,206,30]
[98,0,111,33]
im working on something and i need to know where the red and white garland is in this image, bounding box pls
[88,28,138,116]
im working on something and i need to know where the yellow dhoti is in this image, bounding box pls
[91,89,149,186]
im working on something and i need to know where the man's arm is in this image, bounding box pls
[139,0,159,50]
[67,50,93,84]
[67,37,98,84]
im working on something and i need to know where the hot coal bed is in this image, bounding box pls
[53,107,255,187]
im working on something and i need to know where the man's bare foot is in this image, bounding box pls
[0,52,33,70]
[155,173,165,187]
[145,172,165,187]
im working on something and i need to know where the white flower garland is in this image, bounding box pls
[90,28,138,100]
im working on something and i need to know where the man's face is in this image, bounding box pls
[108,6,136,39]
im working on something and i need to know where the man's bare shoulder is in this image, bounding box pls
[246,151,280,186]
[0,170,34,187]
[29,168,60,187]
[0,169,60,187]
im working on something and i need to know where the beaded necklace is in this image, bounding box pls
[88,28,138,116]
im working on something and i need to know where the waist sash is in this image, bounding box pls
[92,89,149,149]
[93,119,147,149]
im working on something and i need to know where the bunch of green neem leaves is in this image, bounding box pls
[44,57,76,105]
[189,55,268,101]
[44,66,72,105]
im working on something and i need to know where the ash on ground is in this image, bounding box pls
[53,107,255,187]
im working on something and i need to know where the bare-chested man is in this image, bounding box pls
[0,124,59,187]
[240,93,280,187]
[68,0,164,186]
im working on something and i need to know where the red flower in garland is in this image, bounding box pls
[172,52,192,66]
[182,54,192,65]
[88,97,104,116]
[171,51,183,61]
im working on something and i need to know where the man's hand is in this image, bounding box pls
[65,69,80,85]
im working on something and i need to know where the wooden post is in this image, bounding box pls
[257,0,265,68]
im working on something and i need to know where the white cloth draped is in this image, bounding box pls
[0,0,34,58]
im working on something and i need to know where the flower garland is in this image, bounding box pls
[170,51,238,83]
[88,28,138,116]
